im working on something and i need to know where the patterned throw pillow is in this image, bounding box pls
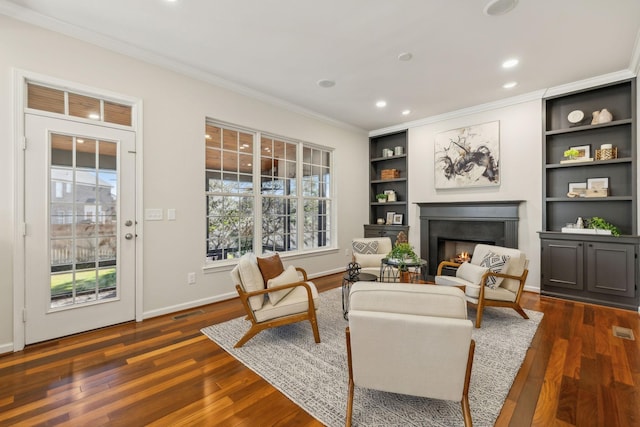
[479,252,510,289]
[352,240,379,255]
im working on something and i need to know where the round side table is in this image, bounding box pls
[341,271,378,320]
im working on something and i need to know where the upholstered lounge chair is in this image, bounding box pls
[351,237,393,280]
[230,253,320,348]
[435,244,529,328]
[346,282,475,427]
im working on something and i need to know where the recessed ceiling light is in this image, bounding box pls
[398,52,413,61]
[376,100,387,108]
[502,58,519,68]
[205,134,211,139]
[503,81,518,89]
[317,79,335,88]
[402,110,411,116]
[484,0,518,16]
[88,113,100,120]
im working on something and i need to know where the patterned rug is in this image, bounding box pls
[201,287,543,426]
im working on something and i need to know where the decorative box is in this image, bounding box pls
[381,169,400,180]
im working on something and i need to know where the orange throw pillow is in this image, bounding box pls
[257,253,285,287]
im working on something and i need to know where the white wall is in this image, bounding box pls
[405,100,543,290]
[0,15,368,351]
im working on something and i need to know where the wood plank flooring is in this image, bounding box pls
[1,274,639,426]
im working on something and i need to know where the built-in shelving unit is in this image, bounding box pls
[540,78,639,311]
[364,130,409,244]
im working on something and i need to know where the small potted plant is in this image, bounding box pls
[587,216,620,236]
[387,243,419,267]
[376,193,388,203]
[563,148,580,160]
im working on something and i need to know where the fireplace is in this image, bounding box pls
[417,201,522,278]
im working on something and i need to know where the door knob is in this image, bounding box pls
[125,233,134,240]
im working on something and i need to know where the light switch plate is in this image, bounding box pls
[145,208,163,221]
[167,208,176,221]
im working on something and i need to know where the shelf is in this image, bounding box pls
[545,118,632,135]
[546,196,632,202]
[371,154,407,162]
[371,178,407,184]
[545,157,632,169]
[371,201,406,206]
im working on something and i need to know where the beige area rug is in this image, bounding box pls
[202,287,542,426]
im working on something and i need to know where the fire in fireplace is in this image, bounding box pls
[437,237,495,274]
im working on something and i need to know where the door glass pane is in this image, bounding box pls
[49,133,118,308]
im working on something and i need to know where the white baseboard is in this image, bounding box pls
[0,342,15,355]
[524,284,541,293]
[142,291,237,320]
[142,267,344,320]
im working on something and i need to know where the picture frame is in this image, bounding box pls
[386,211,395,225]
[569,144,591,160]
[392,213,403,225]
[587,177,609,189]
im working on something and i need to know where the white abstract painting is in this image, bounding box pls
[434,121,500,189]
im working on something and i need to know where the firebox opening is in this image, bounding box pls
[437,237,495,276]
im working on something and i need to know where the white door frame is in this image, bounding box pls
[12,69,144,351]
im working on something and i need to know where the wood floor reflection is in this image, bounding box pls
[0,273,638,426]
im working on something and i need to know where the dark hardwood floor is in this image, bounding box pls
[1,273,638,426]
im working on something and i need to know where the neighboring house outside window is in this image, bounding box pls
[205,121,333,261]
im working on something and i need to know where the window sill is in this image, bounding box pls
[202,247,340,273]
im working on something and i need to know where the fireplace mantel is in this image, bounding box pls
[417,201,524,277]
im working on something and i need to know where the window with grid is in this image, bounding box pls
[205,121,333,261]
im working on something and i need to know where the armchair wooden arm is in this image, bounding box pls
[436,260,462,275]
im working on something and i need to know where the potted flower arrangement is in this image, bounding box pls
[376,193,388,203]
[587,216,620,236]
[387,243,419,267]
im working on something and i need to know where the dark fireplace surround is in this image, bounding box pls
[418,201,522,278]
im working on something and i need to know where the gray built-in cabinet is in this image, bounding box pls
[539,78,639,310]
[364,130,409,244]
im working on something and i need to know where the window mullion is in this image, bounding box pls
[254,132,262,255]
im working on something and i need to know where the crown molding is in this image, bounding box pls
[542,69,636,99]
[0,1,364,134]
[369,89,546,137]
[369,68,637,137]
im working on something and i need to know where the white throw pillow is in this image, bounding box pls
[479,252,511,289]
[267,265,301,305]
[455,262,489,285]
[237,253,265,310]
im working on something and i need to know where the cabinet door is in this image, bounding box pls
[586,242,636,297]
[542,239,584,290]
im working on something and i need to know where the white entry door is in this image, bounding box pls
[24,114,136,344]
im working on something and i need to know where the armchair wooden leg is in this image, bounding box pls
[475,301,484,328]
[461,339,475,427]
[346,379,354,427]
[309,314,321,343]
[234,325,262,348]
[345,327,354,427]
[513,305,529,320]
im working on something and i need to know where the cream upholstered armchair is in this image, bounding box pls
[351,237,392,279]
[346,282,475,427]
[435,244,529,328]
[230,253,320,348]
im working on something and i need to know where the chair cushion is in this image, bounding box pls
[232,253,264,311]
[479,251,510,289]
[257,253,285,286]
[354,253,386,269]
[455,262,488,285]
[266,265,299,305]
[465,283,517,302]
[352,240,378,255]
[254,281,319,323]
[434,275,470,288]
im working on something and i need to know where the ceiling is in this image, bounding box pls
[2,0,640,131]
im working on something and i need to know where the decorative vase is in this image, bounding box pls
[591,111,600,125]
[597,108,612,124]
